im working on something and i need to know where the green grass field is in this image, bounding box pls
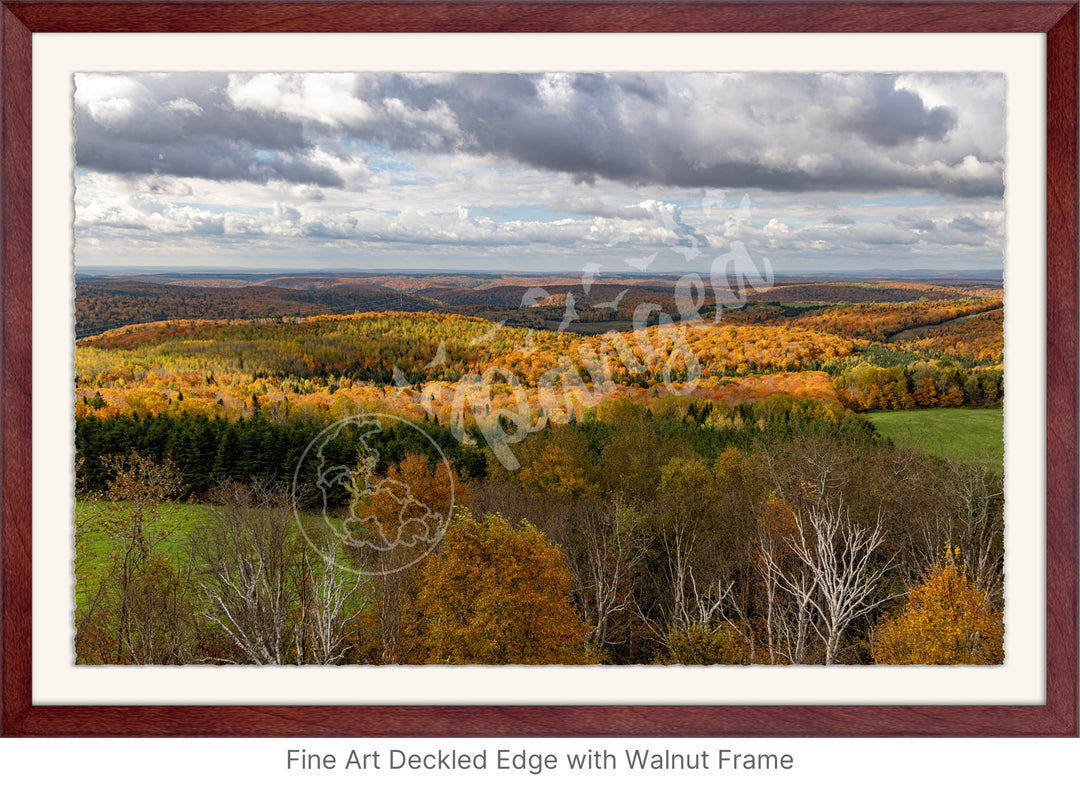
[74,500,216,609]
[866,407,1003,475]
[74,500,364,611]
[74,499,376,663]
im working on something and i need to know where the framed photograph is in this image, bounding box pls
[2,1,1076,737]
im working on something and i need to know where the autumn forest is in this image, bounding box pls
[72,271,1005,668]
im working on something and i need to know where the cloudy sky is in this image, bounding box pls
[73,72,1005,273]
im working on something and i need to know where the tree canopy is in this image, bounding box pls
[417,510,591,664]
[872,550,1004,665]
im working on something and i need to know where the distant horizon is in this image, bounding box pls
[75,264,1004,280]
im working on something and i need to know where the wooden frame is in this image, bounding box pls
[1,1,1076,737]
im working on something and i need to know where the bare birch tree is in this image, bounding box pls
[575,497,648,656]
[293,532,367,665]
[654,456,714,632]
[196,480,368,665]
[904,459,1003,606]
[192,481,297,665]
[755,524,816,664]
[772,502,894,665]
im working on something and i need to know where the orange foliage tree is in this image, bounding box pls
[416,510,591,664]
[872,549,1004,665]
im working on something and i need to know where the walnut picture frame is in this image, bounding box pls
[1,1,1076,737]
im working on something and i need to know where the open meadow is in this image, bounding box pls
[867,407,1004,475]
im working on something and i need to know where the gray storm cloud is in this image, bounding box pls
[74,72,1004,198]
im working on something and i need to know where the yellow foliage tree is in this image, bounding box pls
[417,510,591,664]
[667,623,747,665]
[872,550,1003,665]
[520,433,599,498]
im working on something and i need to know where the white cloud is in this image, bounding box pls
[72,72,1005,272]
